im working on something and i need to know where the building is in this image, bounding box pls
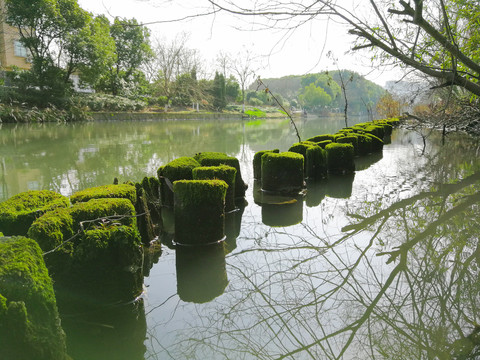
[0,0,31,71]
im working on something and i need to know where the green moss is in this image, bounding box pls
[306,134,335,143]
[193,165,237,212]
[173,180,228,245]
[194,152,247,199]
[253,149,279,180]
[0,190,69,236]
[365,133,384,152]
[70,184,136,205]
[157,156,201,207]
[316,140,332,148]
[0,236,67,360]
[325,143,355,174]
[288,142,327,179]
[356,134,374,155]
[337,135,359,155]
[306,145,327,179]
[72,225,143,302]
[364,125,385,139]
[28,198,137,281]
[261,152,304,194]
[27,207,75,259]
[70,198,136,229]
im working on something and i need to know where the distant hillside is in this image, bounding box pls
[251,71,386,115]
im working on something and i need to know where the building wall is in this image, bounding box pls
[0,0,31,70]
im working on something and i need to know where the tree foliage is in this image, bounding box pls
[204,0,480,97]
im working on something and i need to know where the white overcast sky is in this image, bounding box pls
[78,0,402,87]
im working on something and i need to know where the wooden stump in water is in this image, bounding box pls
[193,165,237,212]
[253,149,279,180]
[173,180,228,245]
[261,151,304,195]
[157,157,201,208]
[325,143,355,175]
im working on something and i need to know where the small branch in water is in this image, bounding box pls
[256,77,301,142]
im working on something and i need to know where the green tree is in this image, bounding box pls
[71,15,117,89]
[212,72,226,110]
[204,1,480,97]
[225,76,240,103]
[298,83,332,111]
[4,0,90,104]
[98,17,152,95]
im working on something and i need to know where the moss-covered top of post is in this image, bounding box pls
[193,165,237,183]
[173,179,228,205]
[70,184,136,205]
[0,190,69,217]
[157,156,201,181]
[194,152,234,164]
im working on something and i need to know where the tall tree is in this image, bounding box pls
[229,49,257,113]
[212,72,226,110]
[203,0,480,97]
[4,0,90,99]
[99,17,152,95]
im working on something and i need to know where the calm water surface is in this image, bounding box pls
[1,117,479,359]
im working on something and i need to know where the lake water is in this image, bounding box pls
[1,117,479,359]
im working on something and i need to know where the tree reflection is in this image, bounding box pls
[146,131,480,359]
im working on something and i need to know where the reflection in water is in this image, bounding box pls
[176,243,228,304]
[4,120,480,359]
[59,299,147,360]
[145,130,480,359]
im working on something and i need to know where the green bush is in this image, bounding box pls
[0,190,70,236]
[74,93,146,112]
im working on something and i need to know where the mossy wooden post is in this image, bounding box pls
[176,243,228,303]
[193,165,237,212]
[0,236,68,360]
[157,157,201,208]
[289,141,327,179]
[173,180,228,245]
[27,198,143,302]
[336,135,359,156]
[253,149,279,180]
[325,143,355,174]
[261,152,304,194]
[0,190,69,236]
[194,152,247,199]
